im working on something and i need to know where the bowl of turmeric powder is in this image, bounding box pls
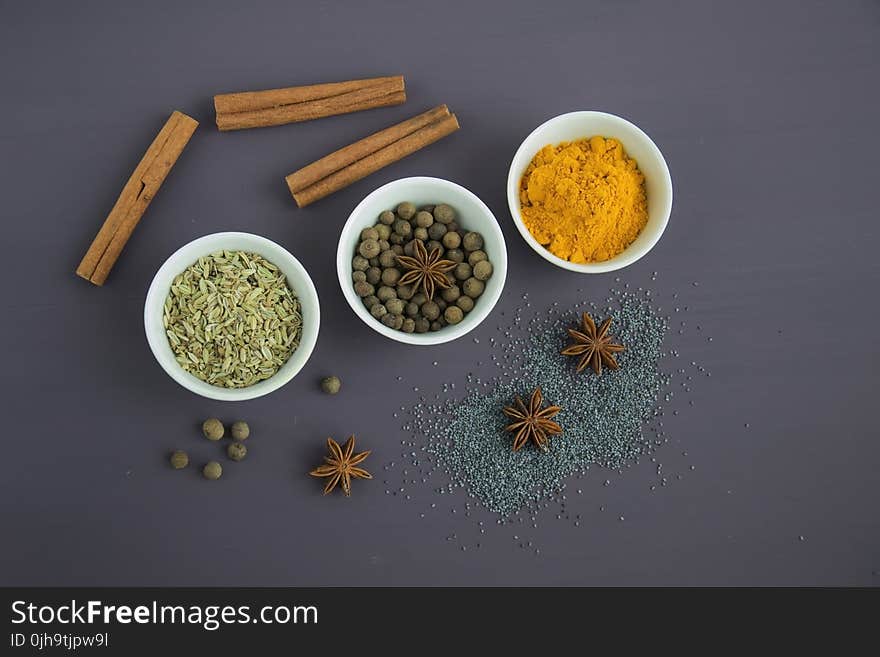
[507,111,672,272]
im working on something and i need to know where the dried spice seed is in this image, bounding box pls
[170,450,189,469]
[421,301,441,321]
[354,281,374,297]
[456,296,474,312]
[381,268,401,286]
[444,306,464,324]
[473,260,493,281]
[396,202,416,220]
[442,231,461,249]
[454,263,472,281]
[359,239,381,259]
[441,285,461,303]
[163,251,302,389]
[378,250,397,268]
[462,232,484,251]
[321,376,341,395]
[230,421,250,441]
[376,285,397,302]
[503,387,563,452]
[467,250,488,266]
[561,312,625,375]
[203,461,222,480]
[462,277,485,298]
[396,239,456,301]
[433,204,455,224]
[427,222,447,240]
[227,442,247,461]
[202,418,224,441]
[352,202,495,335]
[415,211,434,228]
[310,435,372,496]
[386,298,405,315]
[404,289,671,516]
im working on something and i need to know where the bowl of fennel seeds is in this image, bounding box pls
[145,232,320,401]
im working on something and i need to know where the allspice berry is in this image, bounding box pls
[444,306,464,324]
[396,201,416,220]
[202,418,224,441]
[230,421,250,441]
[433,204,455,224]
[360,227,379,242]
[442,231,461,249]
[354,281,374,298]
[463,277,485,298]
[456,296,475,312]
[321,375,342,395]
[473,260,494,281]
[202,461,222,480]
[467,250,488,266]
[421,301,441,321]
[462,231,484,251]
[358,239,381,259]
[170,450,189,469]
[227,442,247,462]
[415,211,434,228]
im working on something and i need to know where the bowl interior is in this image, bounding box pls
[338,177,507,345]
[145,232,320,401]
[507,111,672,273]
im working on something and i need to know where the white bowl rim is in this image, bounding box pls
[144,231,320,401]
[337,176,508,345]
[506,110,673,273]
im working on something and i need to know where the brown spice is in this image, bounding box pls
[285,107,459,207]
[502,387,563,452]
[395,239,456,300]
[76,110,198,286]
[214,75,405,131]
[309,435,372,496]
[561,312,625,375]
[286,105,451,193]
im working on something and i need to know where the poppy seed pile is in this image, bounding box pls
[351,202,494,334]
[402,288,670,516]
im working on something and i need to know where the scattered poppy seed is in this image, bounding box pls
[405,291,671,515]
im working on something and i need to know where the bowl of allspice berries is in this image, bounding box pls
[337,177,507,345]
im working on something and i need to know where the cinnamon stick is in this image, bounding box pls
[286,110,460,208]
[215,76,402,114]
[286,105,451,193]
[214,75,405,131]
[76,111,198,286]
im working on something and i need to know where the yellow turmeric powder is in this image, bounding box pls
[519,136,647,263]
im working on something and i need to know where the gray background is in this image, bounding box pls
[1,0,877,586]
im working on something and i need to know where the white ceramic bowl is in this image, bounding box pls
[507,111,673,273]
[337,177,507,345]
[145,232,320,401]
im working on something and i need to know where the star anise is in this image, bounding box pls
[561,312,625,375]
[503,387,563,452]
[395,239,456,300]
[309,435,372,496]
